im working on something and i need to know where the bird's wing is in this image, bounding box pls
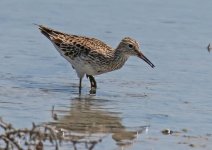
[36,25,113,58]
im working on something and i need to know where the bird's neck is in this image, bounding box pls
[111,48,129,70]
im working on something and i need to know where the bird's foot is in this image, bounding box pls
[89,87,96,95]
[86,75,97,95]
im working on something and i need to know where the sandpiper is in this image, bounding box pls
[36,25,155,94]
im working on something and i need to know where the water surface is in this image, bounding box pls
[0,0,212,149]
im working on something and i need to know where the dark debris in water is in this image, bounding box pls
[161,128,211,149]
[161,129,174,135]
[207,43,212,53]
[161,128,188,135]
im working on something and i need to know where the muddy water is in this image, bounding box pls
[0,0,212,149]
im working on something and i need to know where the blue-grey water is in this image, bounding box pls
[0,0,212,149]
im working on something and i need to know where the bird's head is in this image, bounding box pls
[117,37,155,68]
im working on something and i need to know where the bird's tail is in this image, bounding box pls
[34,24,67,45]
[34,24,59,39]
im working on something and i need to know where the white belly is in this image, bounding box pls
[53,44,96,78]
[70,57,97,76]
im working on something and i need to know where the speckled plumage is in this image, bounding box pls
[36,25,155,94]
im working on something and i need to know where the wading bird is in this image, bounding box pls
[36,25,155,94]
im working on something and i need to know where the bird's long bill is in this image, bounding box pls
[138,52,155,68]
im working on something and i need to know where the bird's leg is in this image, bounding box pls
[79,77,82,95]
[86,75,97,94]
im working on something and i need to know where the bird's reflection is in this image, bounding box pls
[48,96,148,149]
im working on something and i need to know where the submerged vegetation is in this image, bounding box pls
[0,117,103,150]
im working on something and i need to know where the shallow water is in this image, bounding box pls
[0,0,212,149]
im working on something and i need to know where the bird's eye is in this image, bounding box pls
[128,44,133,49]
